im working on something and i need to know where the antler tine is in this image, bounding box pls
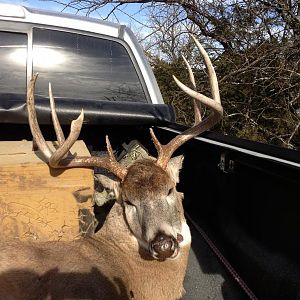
[27,73,52,160]
[152,35,223,169]
[27,74,127,181]
[182,54,202,124]
[49,82,65,146]
[105,135,128,178]
[49,109,84,167]
[182,55,196,89]
[191,34,221,104]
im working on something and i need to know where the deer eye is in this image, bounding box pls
[168,188,173,196]
[125,200,135,207]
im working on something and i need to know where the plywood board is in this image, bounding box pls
[0,140,95,241]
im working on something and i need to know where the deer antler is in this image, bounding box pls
[27,73,127,181]
[150,35,223,169]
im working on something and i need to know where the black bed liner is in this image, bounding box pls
[183,220,247,300]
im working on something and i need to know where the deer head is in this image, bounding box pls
[26,35,223,261]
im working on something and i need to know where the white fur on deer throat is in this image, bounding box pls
[180,222,191,247]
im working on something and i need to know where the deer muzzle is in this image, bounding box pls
[150,233,181,261]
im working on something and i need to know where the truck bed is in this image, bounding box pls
[1,122,300,300]
[184,220,245,300]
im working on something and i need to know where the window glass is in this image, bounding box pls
[0,31,27,95]
[33,28,147,102]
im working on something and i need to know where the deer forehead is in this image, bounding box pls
[121,159,174,198]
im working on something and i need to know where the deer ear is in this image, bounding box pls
[167,155,184,183]
[95,174,121,200]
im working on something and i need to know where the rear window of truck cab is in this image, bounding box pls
[0,28,147,103]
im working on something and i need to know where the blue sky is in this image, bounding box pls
[1,0,65,12]
[0,0,145,25]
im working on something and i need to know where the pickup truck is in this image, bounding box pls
[1,4,299,300]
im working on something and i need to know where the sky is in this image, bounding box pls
[1,0,67,13]
[0,0,146,25]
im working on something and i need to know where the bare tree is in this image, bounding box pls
[47,0,300,149]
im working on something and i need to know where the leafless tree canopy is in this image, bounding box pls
[50,0,300,149]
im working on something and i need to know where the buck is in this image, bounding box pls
[0,36,223,300]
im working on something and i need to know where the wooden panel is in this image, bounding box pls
[0,141,95,241]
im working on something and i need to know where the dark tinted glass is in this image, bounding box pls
[32,28,147,102]
[0,31,27,95]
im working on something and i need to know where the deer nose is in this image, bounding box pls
[150,233,179,260]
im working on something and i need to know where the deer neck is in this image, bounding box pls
[92,201,190,300]
[94,202,140,254]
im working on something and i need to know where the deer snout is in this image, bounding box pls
[150,233,179,261]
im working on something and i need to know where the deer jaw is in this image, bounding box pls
[104,156,190,261]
